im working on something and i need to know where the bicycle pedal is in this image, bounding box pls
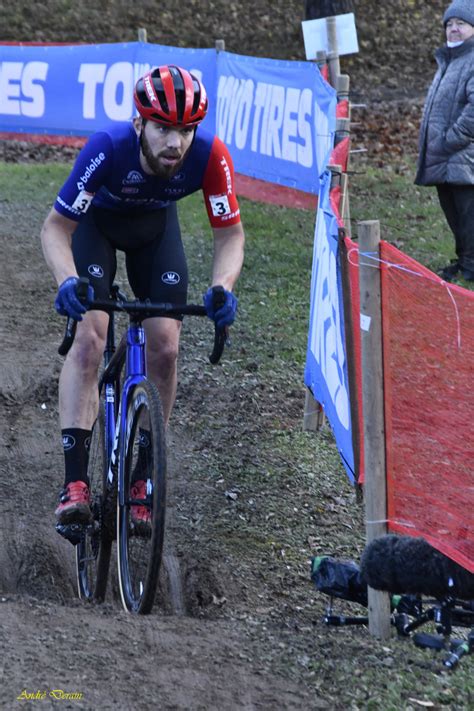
[55,522,86,546]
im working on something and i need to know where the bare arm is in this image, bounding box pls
[40,207,79,286]
[210,222,245,291]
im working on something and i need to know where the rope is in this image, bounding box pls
[347,248,463,350]
[366,518,416,528]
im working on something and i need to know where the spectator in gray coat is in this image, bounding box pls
[415,0,474,281]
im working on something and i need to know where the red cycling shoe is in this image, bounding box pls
[130,480,152,535]
[55,481,92,524]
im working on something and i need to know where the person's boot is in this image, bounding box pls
[439,260,460,281]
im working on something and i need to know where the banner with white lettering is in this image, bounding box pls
[216,51,336,194]
[0,42,335,194]
[0,42,216,135]
[304,170,354,481]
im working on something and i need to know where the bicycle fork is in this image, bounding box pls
[113,323,147,507]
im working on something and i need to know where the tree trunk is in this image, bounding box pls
[305,0,354,19]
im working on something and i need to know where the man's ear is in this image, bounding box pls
[132,116,143,136]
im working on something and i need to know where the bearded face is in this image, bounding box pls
[138,120,196,179]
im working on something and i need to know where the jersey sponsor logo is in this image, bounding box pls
[122,170,145,185]
[171,171,185,183]
[88,264,104,278]
[122,197,170,207]
[72,190,94,214]
[220,156,233,194]
[121,187,140,194]
[209,193,231,217]
[62,434,76,451]
[56,194,80,216]
[98,187,170,208]
[161,271,180,285]
[219,208,240,222]
[164,187,186,196]
[76,152,106,190]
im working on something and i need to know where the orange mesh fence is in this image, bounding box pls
[336,99,349,119]
[380,242,474,573]
[344,238,474,572]
[329,136,350,174]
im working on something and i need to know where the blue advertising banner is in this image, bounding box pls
[0,42,216,135]
[304,170,354,481]
[216,52,336,194]
[0,42,335,193]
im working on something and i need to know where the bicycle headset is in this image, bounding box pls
[134,65,208,127]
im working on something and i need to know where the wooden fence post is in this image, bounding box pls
[358,220,391,639]
[326,16,341,87]
[335,74,351,111]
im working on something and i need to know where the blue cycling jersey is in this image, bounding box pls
[55,123,216,220]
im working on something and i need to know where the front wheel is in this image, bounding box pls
[117,379,167,614]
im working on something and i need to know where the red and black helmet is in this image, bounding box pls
[134,65,208,127]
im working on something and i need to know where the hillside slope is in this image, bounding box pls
[1,0,448,99]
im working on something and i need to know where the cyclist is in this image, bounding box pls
[40,65,245,532]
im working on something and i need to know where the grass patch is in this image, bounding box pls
[351,160,474,286]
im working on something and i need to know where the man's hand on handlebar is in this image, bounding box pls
[55,276,95,321]
[203,286,238,328]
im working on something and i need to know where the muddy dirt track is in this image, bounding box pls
[0,196,323,708]
[2,1,473,707]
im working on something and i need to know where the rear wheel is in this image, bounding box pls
[75,405,113,602]
[117,379,167,614]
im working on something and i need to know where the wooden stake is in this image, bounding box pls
[358,220,391,639]
[303,389,326,431]
[341,173,351,238]
[326,17,341,87]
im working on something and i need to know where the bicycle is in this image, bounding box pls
[56,278,227,614]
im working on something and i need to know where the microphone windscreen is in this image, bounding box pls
[360,535,474,600]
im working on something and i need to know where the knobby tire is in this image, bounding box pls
[117,379,166,614]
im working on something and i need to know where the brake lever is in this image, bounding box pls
[209,285,228,365]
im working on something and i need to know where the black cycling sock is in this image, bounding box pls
[131,428,152,483]
[62,428,92,487]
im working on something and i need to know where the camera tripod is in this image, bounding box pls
[312,556,474,669]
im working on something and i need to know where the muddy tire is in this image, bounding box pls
[117,380,166,614]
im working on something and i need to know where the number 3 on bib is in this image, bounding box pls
[209,193,231,217]
[72,190,94,214]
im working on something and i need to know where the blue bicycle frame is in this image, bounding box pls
[59,279,228,611]
[102,319,149,508]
